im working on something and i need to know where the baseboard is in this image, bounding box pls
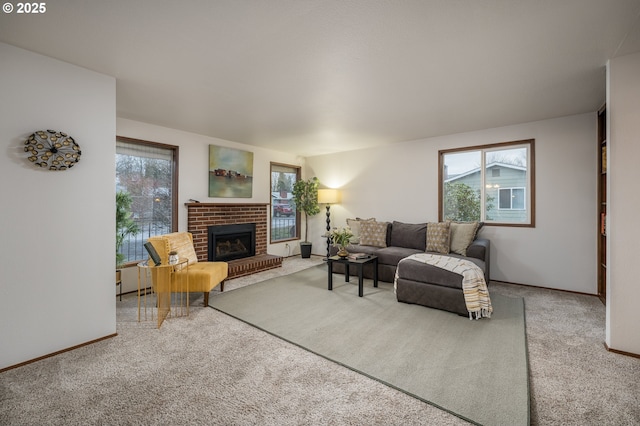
[0,333,118,373]
[117,287,152,298]
[490,279,598,298]
[604,342,640,359]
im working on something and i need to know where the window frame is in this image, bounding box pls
[438,139,535,227]
[270,162,301,243]
[116,136,179,266]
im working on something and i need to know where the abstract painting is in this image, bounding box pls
[209,145,254,198]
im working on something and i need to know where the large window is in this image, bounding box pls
[116,137,178,264]
[439,139,535,226]
[270,163,300,242]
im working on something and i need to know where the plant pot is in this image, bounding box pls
[300,242,312,258]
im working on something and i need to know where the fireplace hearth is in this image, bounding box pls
[208,223,256,262]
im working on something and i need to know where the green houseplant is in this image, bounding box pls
[292,177,320,258]
[116,191,139,269]
[330,227,354,257]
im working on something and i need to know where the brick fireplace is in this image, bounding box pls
[186,203,282,278]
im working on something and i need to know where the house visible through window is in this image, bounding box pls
[270,163,300,243]
[116,137,178,264]
[439,139,535,226]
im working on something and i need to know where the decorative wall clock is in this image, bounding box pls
[24,130,81,170]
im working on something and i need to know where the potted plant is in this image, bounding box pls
[330,227,354,258]
[116,191,139,284]
[292,177,320,258]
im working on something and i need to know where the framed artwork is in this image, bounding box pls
[208,145,254,198]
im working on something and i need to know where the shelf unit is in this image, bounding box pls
[597,105,607,304]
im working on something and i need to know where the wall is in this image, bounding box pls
[0,43,116,370]
[607,52,640,354]
[116,118,302,293]
[306,113,597,293]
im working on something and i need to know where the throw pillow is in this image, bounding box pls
[167,232,199,264]
[359,221,389,247]
[389,221,427,251]
[450,221,479,256]
[426,222,451,254]
[346,217,375,244]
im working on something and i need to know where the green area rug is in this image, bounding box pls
[210,264,529,426]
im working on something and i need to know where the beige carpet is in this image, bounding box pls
[1,256,639,425]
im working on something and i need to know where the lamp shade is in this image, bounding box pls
[317,188,340,204]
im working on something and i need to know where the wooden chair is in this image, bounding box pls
[146,232,228,305]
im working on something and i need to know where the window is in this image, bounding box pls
[270,163,300,242]
[116,137,178,264]
[499,188,525,210]
[439,139,535,226]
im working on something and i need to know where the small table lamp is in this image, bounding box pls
[317,188,340,260]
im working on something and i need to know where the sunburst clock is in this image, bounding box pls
[24,130,81,170]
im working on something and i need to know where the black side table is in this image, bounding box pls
[327,255,378,297]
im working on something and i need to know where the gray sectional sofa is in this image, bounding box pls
[330,220,490,316]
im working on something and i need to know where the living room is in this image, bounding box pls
[1,1,639,423]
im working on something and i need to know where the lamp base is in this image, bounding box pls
[325,205,331,260]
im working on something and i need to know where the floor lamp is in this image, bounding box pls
[317,188,340,260]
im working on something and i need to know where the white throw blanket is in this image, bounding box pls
[394,253,493,320]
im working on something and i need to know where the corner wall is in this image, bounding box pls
[0,43,116,370]
[306,113,597,293]
[607,52,640,355]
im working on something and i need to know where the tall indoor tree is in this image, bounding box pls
[292,177,320,258]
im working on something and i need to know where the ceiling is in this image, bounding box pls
[1,1,640,157]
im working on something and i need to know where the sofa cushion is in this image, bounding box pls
[426,222,451,254]
[450,221,479,256]
[375,246,423,266]
[390,221,427,251]
[360,221,389,247]
[346,217,375,244]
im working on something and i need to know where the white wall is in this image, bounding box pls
[306,113,597,293]
[116,118,303,293]
[0,43,116,370]
[607,52,640,354]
